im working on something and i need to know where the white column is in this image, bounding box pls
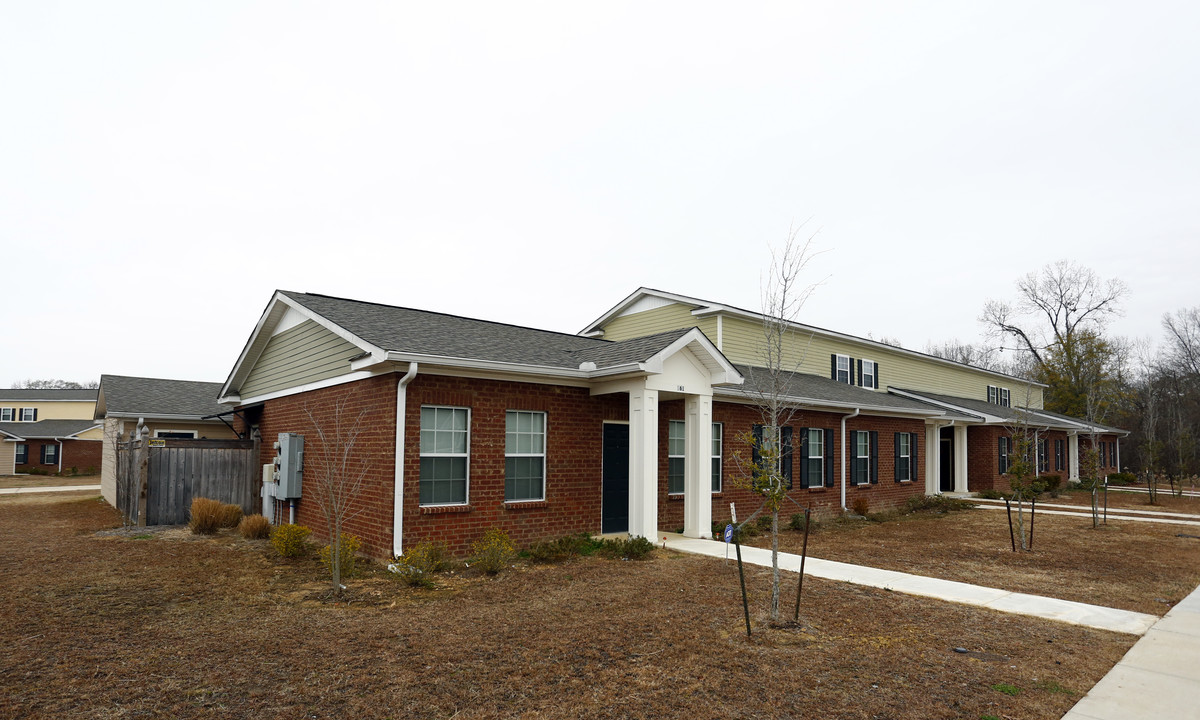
[954,424,969,493]
[628,387,659,540]
[1068,433,1080,481]
[683,395,713,539]
[925,422,940,495]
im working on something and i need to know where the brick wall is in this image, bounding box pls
[14,438,101,474]
[967,427,1119,492]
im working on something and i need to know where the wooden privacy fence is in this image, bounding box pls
[116,437,261,526]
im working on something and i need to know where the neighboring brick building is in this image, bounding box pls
[219,289,1126,560]
[0,389,102,476]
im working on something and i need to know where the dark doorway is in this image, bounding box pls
[939,427,955,492]
[601,424,629,534]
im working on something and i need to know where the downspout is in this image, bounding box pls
[393,362,419,558]
[840,408,860,511]
[56,438,64,474]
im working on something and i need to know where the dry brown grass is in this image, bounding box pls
[238,513,271,539]
[0,493,1142,720]
[757,503,1200,615]
[187,497,224,535]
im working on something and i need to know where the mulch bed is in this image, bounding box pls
[0,494,1138,719]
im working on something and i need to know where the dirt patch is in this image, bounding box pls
[749,504,1200,615]
[0,495,1135,719]
[0,474,100,489]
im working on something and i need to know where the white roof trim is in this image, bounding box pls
[713,386,948,418]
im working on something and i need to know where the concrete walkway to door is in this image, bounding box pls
[661,533,1158,635]
[0,484,101,495]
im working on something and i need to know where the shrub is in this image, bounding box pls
[319,534,362,578]
[85,466,96,475]
[849,496,870,517]
[218,503,243,529]
[1040,474,1062,497]
[188,497,224,535]
[472,527,516,574]
[788,512,817,531]
[270,524,311,558]
[528,534,600,562]
[599,535,655,560]
[905,495,976,513]
[976,489,1007,500]
[1107,472,1137,486]
[238,514,271,539]
[390,541,451,586]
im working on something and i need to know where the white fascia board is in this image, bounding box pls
[646,328,743,384]
[220,292,386,400]
[577,287,713,336]
[383,352,592,380]
[887,388,995,423]
[714,387,946,418]
[0,430,24,440]
[104,413,226,422]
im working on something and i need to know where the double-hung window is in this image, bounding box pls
[19,408,36,422]
[998,436,1010,474]
[505,410,545,502]
[14,444,27,464]
[798,427,833,489]
[1038,439,1049,473]
[1054,439,1064,471]
[832,354,852,384]
[752,424,793,489]
[851,430,878,485]
[1000,388,1010,407]
[0,408,12,422]
[859,359,878,389]
[894,432,917,482]
[41,444,58,465]
[711,423,723,493]
[987,386,998,404]
[667,420,685,494]
[419,406,469,505]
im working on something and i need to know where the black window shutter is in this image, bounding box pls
[781,426,794,490]
[869,431,879,484]
[32,409,38,421]
[752,424,763,469]
[830,354,837,380]
[40,445,46,464]
[911,433,919,482]
[824,428,835,488]
[848,359,855,386]
[894,432,902,482]
[857,359,863,387]
[798,427,810,488]
[874,363,880,389]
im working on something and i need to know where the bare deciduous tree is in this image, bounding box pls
[11,378,99,389]
[303,394,371,595]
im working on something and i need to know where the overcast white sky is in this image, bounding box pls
[3,2,1197,387]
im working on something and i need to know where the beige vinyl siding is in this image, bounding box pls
[75,426,104,440]
[600,304,700,341]
[0,442,14,475]
[597,300,1042,408]
[240,320,360,399]
[0,400,96,420]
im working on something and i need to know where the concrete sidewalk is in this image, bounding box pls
[662,534,1158,635]
[1061,583,1200,719]
[0,484,101,495]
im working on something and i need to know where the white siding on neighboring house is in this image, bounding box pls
[0,442,15,476]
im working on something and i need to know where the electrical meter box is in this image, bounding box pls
[275,433,304,499]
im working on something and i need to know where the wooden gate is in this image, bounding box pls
[116,437,261,526]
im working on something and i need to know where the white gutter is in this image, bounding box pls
[55,438,64,473]
[393,363,419,558]
[840,408,860,511]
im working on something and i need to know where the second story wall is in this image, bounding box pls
[239,319,361,401]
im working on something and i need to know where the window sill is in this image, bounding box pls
[504,500,548,511]
[419,504,472,515]
[666,494,683,502]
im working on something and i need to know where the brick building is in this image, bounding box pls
[219,289,1126,559]
[0,389,102,475]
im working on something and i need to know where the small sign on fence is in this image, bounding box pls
[148,439,166,447]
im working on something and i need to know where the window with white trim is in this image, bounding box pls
[14,444,27,464]
[860,359,876,389]
[987,386,998,404]
[806,428,824,485]
[505,410,545,502]
[0,408,12,422]
[1000,388,1010,407]
[711,423,723,493]
[852,430,876,485]
[419,406,469,505]
[667,420,685,494]
[896,432,912,482]
[19,408,35,422]
[42,444,57,465]
[1038,439,1049,473]
[154,430,198,439]
[833,354,852,384]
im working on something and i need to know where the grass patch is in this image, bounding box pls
[991,683,1021,696]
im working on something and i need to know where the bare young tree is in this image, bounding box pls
[1163,307,1200,377]
[303,393,372,595]
[734,223,821,622]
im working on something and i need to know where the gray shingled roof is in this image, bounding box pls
[0,420,100,439]
[99,375,230,418]
[1027,407,1127,434]
[0,388,97,401]
[724,366,965,416]
[892,388,1123,430]
[280,292,696,371]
